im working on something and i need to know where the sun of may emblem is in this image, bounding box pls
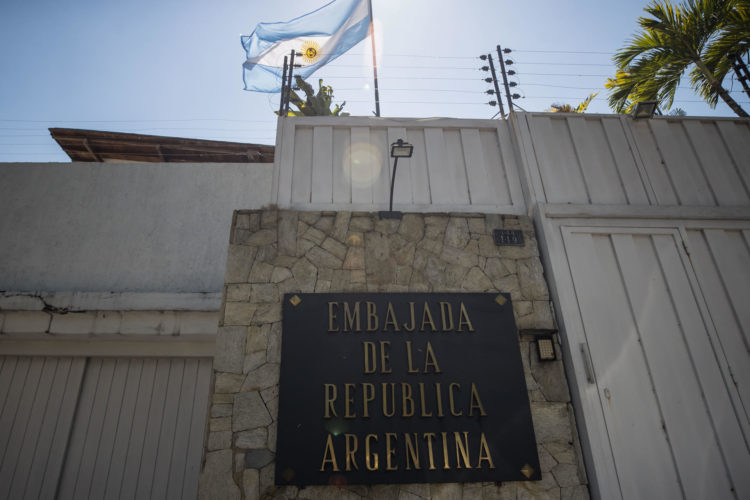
[301,40,321,64]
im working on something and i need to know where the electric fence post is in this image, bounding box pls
[729,53,750,100]
[497,46,515,113]
[279,56,289,116]
[283,50,301,116]
[480,54,505,118]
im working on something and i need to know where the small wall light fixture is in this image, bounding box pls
[379,138,413,220]
[631,100,659,119]
[536,335,557,362]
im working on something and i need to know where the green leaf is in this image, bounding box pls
[606,0,748,117]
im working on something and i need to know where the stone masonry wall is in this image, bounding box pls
[199,209,588,500]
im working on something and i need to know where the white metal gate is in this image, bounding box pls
[547,223,750,500]
[0,356,212,500]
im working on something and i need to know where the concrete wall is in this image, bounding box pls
[0,162,273,293]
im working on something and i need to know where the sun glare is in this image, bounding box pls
[344,141,383,188]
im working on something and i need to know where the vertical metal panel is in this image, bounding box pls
[39,358,87,499]
[612,233,738,499]
[566,116,628,204]
[370,128,391,207]
[601,117,651,205]
[479,128,510,206]
[181,359,213,499]
[0,356,46,498]
[443,129,471,205]
[513,113,548,205]
[275,118,296,205]
[562,227,750,500]
[715,120,750,197]
[0,357,85,500]
[310,126,333,203]
[49,357,210,500]
[350,127,372,204]
[57,358,111,498]
[423,128,452,203]
[496,121,524,208]
[648,120,716,206]
[406,128,431,204]
[461,128,495,205]
[164,358,199,498]
[686,228,750,427]
[563,231,681,499]
[149,359,186,499]
[134,358,172,498]
[5,357,59,499]
[120,358,158,499]
[0,357,32,458]
[703,229,750,353]
[538,219,623,500]
[291,126,313,203]
[0,356,19,420]
[653,233,750,498]
[528,115,589,204]
[331,127,351,204]
[627,120,680,206]
[103,359,146,499]
[88,359,130,499]
[423,128,471,205]
[683,121,749,206]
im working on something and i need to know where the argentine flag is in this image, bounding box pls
[242,0,371,92]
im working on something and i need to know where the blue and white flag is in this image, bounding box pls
[242,0,370,92]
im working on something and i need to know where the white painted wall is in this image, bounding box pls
[2,114,750,499]
[0,162,273,293]
[513,111,750,500]
[513,113,750,208]
[273,116,526,214]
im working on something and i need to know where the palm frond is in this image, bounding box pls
[607,0,747,116]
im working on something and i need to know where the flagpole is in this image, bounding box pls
[367,0,381,117]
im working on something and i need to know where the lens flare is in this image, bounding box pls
[346,234,363,246]
[361,18,383,76]
[324,417,349,436]
[344,141,382,188]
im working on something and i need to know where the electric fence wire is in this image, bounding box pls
[3,49,748,159]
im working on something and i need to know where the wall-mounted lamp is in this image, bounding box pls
[631,100,659,119]
[379,138,413,220]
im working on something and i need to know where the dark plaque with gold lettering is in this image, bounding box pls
[275,293,539,486]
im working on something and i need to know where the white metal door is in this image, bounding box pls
[0,357,86,499]
[0,356,212,500]
[683,228,750,430]
[561,227,750,500]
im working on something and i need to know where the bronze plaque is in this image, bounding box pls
[275,293,539,485]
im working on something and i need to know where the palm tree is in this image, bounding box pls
[276,76,349,117]
[607,0,748,117]
[548,92,599,113]
[706,0,750,94]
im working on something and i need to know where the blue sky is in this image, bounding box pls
[1,0,747,162]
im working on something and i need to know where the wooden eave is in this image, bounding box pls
[49,128,275,163]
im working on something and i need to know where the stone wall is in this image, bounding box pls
[199,209,588,500]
